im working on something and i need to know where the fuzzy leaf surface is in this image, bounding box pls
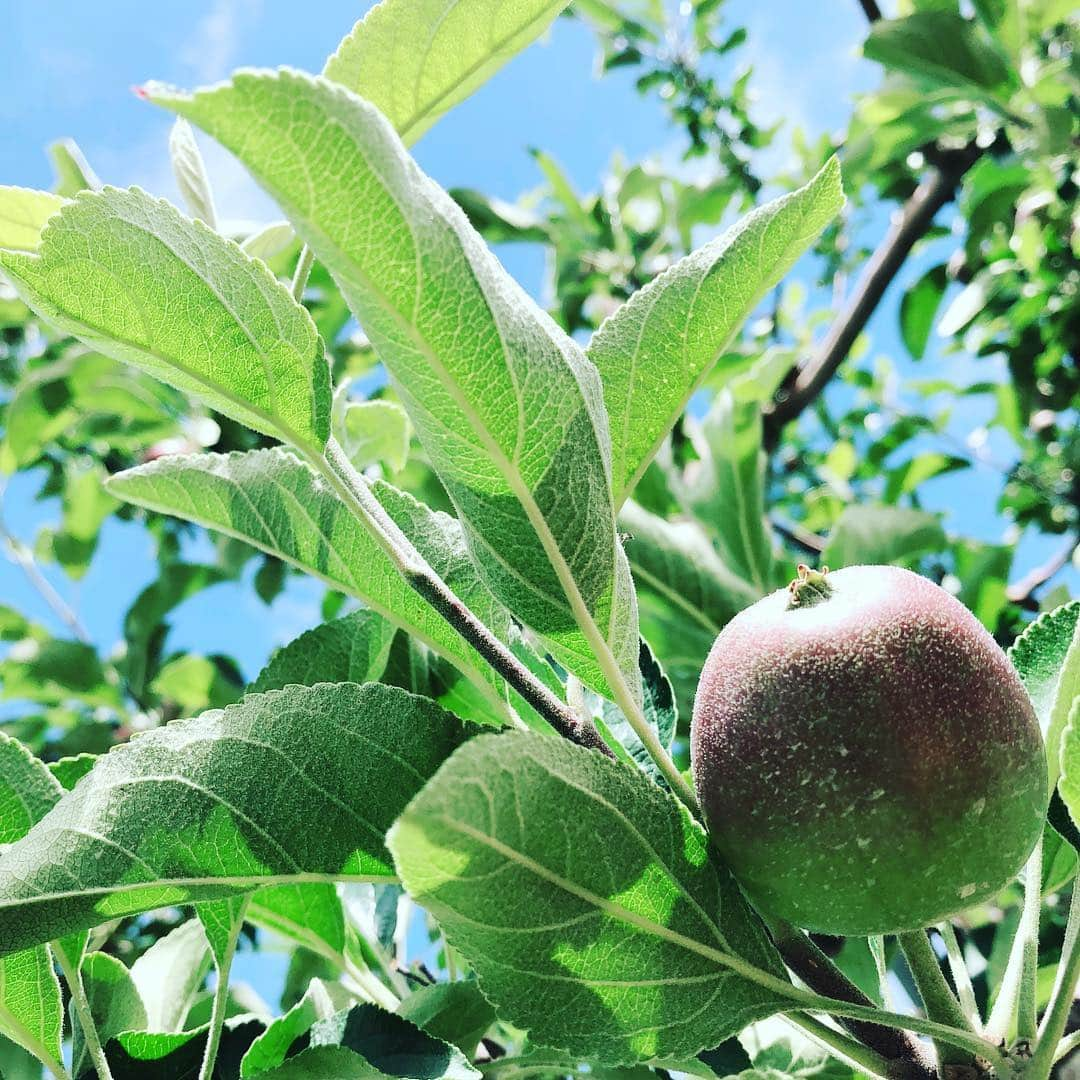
[0,187,330,453]
[0,683,479,955]
[0,187,65,252]
[588,158,843,504]
[0,735,64,1074]
[1010,601,1080,789]
[149,70,639,701]
[389,731,790,1064]
[108,448,510,718]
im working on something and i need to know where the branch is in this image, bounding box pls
[767,917,937,1078]
[1006,536,1078,606]
[858,0,883,22]
[765,142,982,443]
[317,438,613,756]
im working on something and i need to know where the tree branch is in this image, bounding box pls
[1006,535,1078,607]
[858,0,883,22]
[765,143,982,444]
[317,438,613,756]
[767,917,937,1079]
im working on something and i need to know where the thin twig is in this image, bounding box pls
[765,143,982,443]
[313,438,613,755]
[1030,881,1080,1078]
[858,0,883,22]
[1006,536,1078,605]
[766,916,936,1076]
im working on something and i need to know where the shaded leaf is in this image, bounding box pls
[899,264,947,360]
[389,731,791,1064]
[822,505,946,568]
[109,449,511,720]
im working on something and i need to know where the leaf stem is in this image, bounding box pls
[291,244,314,302]
[986,836,1043,1044]
[315,438,611,754]
[938,922,981,1031]
[56,947,114,1080]
[199,898,249,1080]
[1029,881,1080,1079]
[898,929,978,1070]
[1053,1028,1080,1064]
[785,1014,893,1079]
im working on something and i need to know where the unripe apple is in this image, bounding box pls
[691,564,1046,935]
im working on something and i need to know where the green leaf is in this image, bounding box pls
[864,12,1013,94]
[71,953,147,1080]
[149,70,639,703]
[599,640,677,785]
[1054,699,1080,836]
[251,609,395,695]
[0,186,331,455]
[151,655,243,713]
[240,978,351,1078]
[108,448,512,720]
[252,1003,480,1080]
[396,980,496,1057]
[247,883,346,964]
[323,0,572,145]
[1041,821,1077,895]
[0,682,480,955]
[336,398,413,474]
[619,499,758,715]
[674,352,794,592]
[130,918,212,1032]
[47,754,98,791]
[0,187,65,253]
[104,1018,264,1079]
[48,139,101,198]
[822,505,947,568]
[0,736,65,1076]
[899,264,947,360]
[588,158,843,504]
[169,118,217,228]
[389,731,791,1064]
[1009,601,1080,789]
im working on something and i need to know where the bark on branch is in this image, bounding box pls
[764,143,983,446]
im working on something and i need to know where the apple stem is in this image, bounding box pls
[1029,876,1080,1079]
[898,929,979,1072]
[787,564,833,608]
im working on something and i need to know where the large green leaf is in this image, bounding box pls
[822,505,946,568]
[1009,601,1080,789]
[0,736,64,1076]
[149,70,639,703]
[588,158,843,504]
[389,732,791,1064]
[251,609,395,695]
[324,0,571,145]
[864,12,1013,94]
[108,448,511,720]
[0,682,479,955]
[0,187,331,454]
[1054,700,1080,835]
[0,187,65,253]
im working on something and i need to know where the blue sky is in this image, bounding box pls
[2,0,1075,684]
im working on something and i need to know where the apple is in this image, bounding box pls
[692,564,1046,935]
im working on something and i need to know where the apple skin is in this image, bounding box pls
[691,564,1046,935]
